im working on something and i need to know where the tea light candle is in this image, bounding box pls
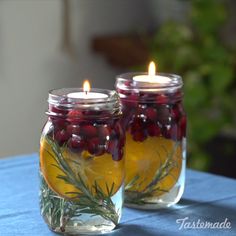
[133,61,171,84]
[67,80,108,99]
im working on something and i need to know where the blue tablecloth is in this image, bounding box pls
[0,153,235,236]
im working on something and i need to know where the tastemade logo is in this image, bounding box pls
[176,217,231,230]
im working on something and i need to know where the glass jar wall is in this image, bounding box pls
[116,73,187,209]
[39,88,125,234]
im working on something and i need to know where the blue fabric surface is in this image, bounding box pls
[0,153,236,236]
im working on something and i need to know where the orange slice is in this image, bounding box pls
[40,137,124,199]
[125,133,182,196]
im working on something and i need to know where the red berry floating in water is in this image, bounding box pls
[80,125,97,138]
[129,116,147,142]
[87,138,105,156]
[171,102,184,122]
[132,130,147,142]
[51,118,68,130]
[49,106,69,129]
[145,107,157,121]
[67,110,83,124]
[98,126,111,140]
[171,105,180,121]
[68,136,86,153]
[55,129,70,146]
[147,123,161,137]
[156,94,169,104]
[162,123,181,141]
[130,117,145,133]
[66,125,80,136]
[156,105,170,124]
[68,110,83,117]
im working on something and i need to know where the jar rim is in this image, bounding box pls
[47,88,122,119]
[48,88,120,107]
[116,72,183,92]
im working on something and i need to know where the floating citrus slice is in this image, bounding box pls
[125,133,182,196]
[40,137,124,199]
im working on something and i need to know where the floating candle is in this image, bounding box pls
[67,80,108,99]
[133,61,171,83]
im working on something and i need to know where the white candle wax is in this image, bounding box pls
[133,75,171,84]
[67,92,108,99]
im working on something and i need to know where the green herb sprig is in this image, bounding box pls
[125,143,180,205]
[40,136,119,231]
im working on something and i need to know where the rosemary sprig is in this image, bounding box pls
[40,176,80,232]
[41,135,119,228]
[125,142,180,205]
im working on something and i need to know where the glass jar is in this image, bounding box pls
[39,88,125,234]
[116,73,187,209]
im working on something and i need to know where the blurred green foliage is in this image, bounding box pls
[150,0,236,170]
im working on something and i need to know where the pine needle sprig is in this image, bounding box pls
[125,142,181,205]
[41,135,119,228]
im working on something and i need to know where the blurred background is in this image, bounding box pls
[0,0,235,178]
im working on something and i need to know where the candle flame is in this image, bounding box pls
[83,80,90,94]
[148,61,156,77]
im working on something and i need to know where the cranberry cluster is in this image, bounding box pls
[118,89,186,142]
[47,105,125,161]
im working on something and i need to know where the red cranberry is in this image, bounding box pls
[145,107,157,121]
[80,125,97,138]
[50,118,68,130]
[87,138,105,156]
[67,110,83,124]
[171,103,184,121]
[98,126,111,139]
[147,124,161,137]
[129,93,139,101]
[130,117,145,134]
[162,126,170,140]
[162,123,181,141]
[171,106,180,121]
[132,130,147,142]
[68,136,86,153]
[66,125,80,136]
[156,105,170,124]
[68,110,83,117]
[156,94,169,104]
[130,116,147,142]
[55,129,70,146]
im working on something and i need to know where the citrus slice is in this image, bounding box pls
[40,137,124,199]
[125,133,182,196]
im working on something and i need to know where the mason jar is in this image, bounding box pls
[39,88,125,234]
[116,73,187,209]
